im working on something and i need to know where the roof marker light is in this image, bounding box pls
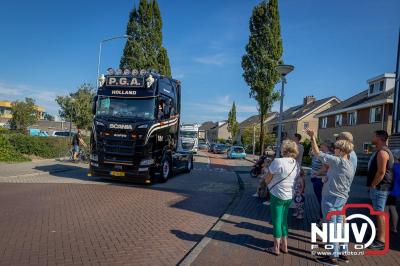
[107,68,115,75]
[99,74,106,86]
[146,75,155,88]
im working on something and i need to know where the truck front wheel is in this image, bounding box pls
[160,156,172,182]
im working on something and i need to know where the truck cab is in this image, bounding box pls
[89,69,193,183]
[178,123,199,153]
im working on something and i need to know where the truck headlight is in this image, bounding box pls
[95,121,105,127]
[138,124,148,129]
[90,154,98,162]
[140,159,154,166]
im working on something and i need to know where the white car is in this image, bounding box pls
[51,131,75,137]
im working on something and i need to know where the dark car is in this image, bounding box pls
[213,144,229,154]
[208,143,216,152]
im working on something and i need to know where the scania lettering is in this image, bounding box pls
[89,69,193,183]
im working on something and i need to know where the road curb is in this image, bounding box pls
[178,168,245,266]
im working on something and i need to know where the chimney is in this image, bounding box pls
[303,95,316,105]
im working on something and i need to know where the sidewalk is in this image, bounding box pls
[186,173,400,265]
[0,160,87,178]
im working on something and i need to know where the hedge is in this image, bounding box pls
[0,136,30,162]
[0,130,77,161]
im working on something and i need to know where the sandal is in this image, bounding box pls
[265,247,280,256]
[280,248,288,254]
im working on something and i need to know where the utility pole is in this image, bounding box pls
[252,124,256,155]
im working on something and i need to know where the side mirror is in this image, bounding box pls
[92,96,98,115]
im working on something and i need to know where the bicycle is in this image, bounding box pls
[63,146,88,163]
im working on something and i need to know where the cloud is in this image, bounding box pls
[0,81,60,117]
[183,94,258,123]
[194,53,227,66]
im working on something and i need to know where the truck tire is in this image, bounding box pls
[160,155,172,183]
[185,157,193,173]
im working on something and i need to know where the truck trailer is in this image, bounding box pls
[89,69,193,183]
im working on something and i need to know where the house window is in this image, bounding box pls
[369,83,375,94]
[303,122,309,129]
[335,114,342,127]
[379,80,384,92]
[347,112,357,126]
[321,117,327,128]
[370,106,382,123]
[363,142,373,154]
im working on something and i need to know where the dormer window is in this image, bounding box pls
[379,80,384,92]
[369,84,375,94]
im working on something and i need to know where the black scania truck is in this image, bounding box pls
[89,69,193,183]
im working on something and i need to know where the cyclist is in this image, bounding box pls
[72,129,87,161]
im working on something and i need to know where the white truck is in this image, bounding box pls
[178,123,199,153]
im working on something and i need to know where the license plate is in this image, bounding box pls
[110,171,125,177]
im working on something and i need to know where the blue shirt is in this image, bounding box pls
[349,150,357,175]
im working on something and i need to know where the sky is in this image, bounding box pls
[0,0,399,123]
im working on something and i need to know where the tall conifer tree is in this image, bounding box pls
[242,0,283,154]
[120,0,171,76]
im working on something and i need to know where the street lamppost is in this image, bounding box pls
[68,98,75,141]
[275,64,294,157]
[97,35,133,88]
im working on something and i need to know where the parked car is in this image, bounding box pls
[227,146,246,159]
[198,141,209,150]
[52,131,75,137]
[208,143,216,153]
[29,128,49,137]
[213,144,229,154]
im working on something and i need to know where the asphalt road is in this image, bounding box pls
[0,152,252,266]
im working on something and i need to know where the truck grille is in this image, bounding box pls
[102,137,135,163]
[182,143,194,150]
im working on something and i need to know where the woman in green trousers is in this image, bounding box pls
[264,140,300,255]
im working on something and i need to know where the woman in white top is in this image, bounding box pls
[264,140,300,255]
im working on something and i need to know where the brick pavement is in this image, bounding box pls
[0,153,241,266]
[188,170,400,266]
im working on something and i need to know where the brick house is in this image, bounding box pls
[316,73,396,154]
[237,112,277,143]
[268,96,340,141]
[207,121,231,143]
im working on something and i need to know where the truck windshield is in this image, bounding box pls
[180,131,197,138]
[96,96,155,119]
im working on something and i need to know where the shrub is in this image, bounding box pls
[6,134,72,159]
[0,136,30,162]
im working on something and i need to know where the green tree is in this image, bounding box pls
[120,0,171,76]
[227,102,239,143]
[56,83,95,130]
[9,98,39,132]
[241,124,275,153]
[241,0,283,154]
[43,112,55,121]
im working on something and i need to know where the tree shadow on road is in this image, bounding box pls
[171,229,272,252]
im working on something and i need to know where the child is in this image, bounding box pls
[310,141,332,224]
[293,174,305,219]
